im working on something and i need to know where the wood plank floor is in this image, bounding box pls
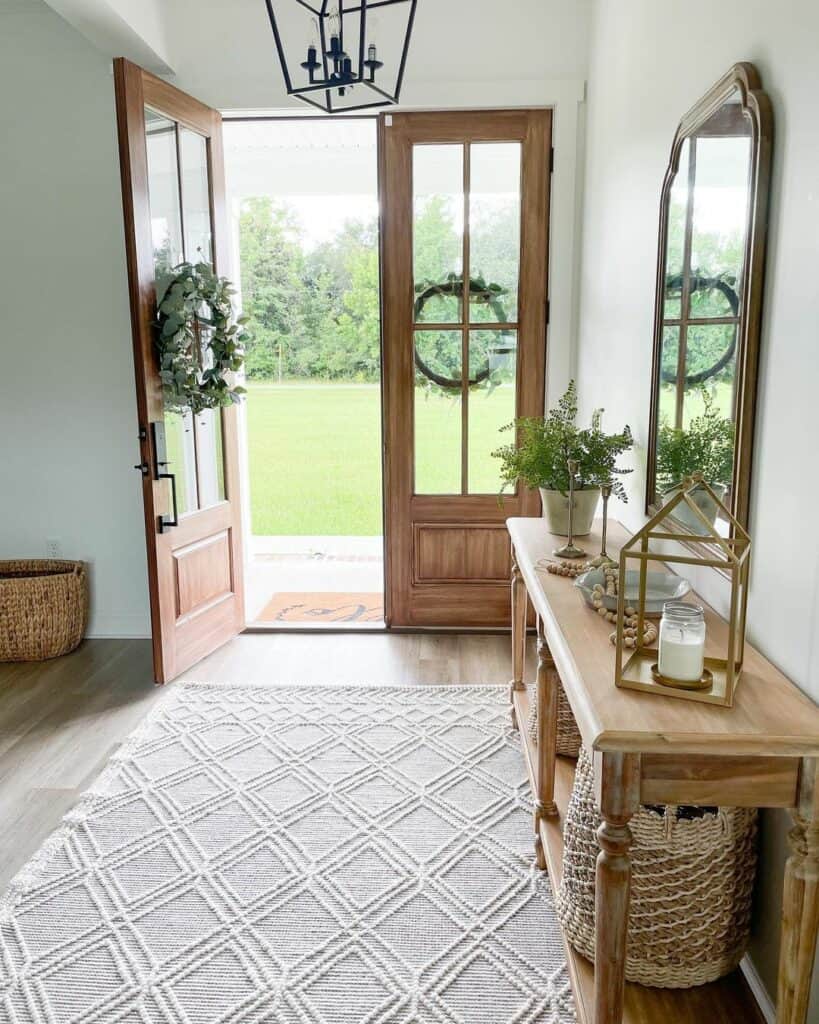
[0,633,524,889]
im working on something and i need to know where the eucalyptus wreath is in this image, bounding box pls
[413,273,511,393]
[155,262,248,414]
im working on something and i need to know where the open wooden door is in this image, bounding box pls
[380,110,551,627]
[114,59,244,682]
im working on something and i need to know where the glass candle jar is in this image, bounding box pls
[658,602,705,683]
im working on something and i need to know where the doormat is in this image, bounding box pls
[257,592,384,624]
[0,683,575,1023]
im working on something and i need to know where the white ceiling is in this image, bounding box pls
[42,0,592,110]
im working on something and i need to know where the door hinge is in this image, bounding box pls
[549,146,554,174]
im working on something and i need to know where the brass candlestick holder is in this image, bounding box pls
[589,482,616,568]
[553,459,586,559]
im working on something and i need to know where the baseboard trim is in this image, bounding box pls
[86,613,151,639]
[741,954,775,1024]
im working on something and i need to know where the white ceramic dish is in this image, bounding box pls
[574,568,691,617]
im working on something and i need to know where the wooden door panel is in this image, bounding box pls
[401,584,512,628]
[173,531,233,620]
[413,524,509,583]
[381,109,551,627]
[115,58,244,681]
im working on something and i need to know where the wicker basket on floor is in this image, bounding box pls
[527,682,582,758]
[0,560,88,662]
[555,745,757,988]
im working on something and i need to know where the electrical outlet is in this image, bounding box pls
[45,537,61,559]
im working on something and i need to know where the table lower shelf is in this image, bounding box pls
[511,687,766,1024]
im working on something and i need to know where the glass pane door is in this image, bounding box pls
[412,141,522,495]
[144,105,226,516]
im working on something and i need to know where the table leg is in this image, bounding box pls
[777,758,819,1024]
[534,618,559,869]
[509,545,527,729]
[594,751,640,1024]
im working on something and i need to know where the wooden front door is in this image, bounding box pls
[380,110,551,627]
[114,59,244,682]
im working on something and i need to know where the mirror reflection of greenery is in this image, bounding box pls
[235,192,519,383]
[656,388,735,494]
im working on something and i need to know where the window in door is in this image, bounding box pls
[144,107,226,518]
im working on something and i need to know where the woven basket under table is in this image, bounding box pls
[527,682,582,758]
[0,560,88,662]
[556,745,757,988]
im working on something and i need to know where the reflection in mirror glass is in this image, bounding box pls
[651,91,751,531]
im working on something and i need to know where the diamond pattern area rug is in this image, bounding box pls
[0,684,575,1023]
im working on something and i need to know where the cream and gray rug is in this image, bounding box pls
[0,683,574,1023]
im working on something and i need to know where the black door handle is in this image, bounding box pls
[157,470,179,533]
[149,421,180,533]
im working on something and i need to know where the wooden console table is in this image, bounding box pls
[508,516,819,1024]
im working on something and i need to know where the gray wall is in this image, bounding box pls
[577,0,819,1014]
[0,0,150,636]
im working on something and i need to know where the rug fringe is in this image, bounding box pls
[177,680,509,691]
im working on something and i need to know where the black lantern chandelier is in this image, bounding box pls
[264,0,417,113]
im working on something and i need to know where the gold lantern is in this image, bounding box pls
[614,476,750,707]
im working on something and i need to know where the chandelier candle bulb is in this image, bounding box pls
[658,602,706,683]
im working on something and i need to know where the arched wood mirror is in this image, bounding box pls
[645,63,773,541]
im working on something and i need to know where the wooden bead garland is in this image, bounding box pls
[542,558,658,648]
[545,560,592,579]
[589,575,659,649]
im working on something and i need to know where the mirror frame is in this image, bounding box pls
[645,62,773,537]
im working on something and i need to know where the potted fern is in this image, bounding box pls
[656,389,735,532]
[492,381,634,536]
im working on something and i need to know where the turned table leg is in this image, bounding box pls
[534,618,559,869]
[778,758,819,1024]
[509,545,527,729]
[594,751,640,1024]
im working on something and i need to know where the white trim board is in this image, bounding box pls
[741,954,776,1024]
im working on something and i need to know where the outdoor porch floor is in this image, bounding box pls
[246,535,384,626]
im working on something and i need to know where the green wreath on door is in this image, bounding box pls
[154,262,248,414]
[413,274,512,392]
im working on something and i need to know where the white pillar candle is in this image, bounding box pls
[658,602,705,683]
[658,634,705,682]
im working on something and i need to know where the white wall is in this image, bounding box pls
[0,0,150,637]
[576,0,819,1015]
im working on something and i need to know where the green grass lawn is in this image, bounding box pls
[246,381,513,535]
[659,380,734,427]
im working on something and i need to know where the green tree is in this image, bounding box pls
[236,189,522,384]
[238,197,305,380]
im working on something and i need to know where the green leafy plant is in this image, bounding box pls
[155,262,248,414]
[656,388,735,494]
[492,381,634,500]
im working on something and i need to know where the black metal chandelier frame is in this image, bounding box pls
[264,0,418,114]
